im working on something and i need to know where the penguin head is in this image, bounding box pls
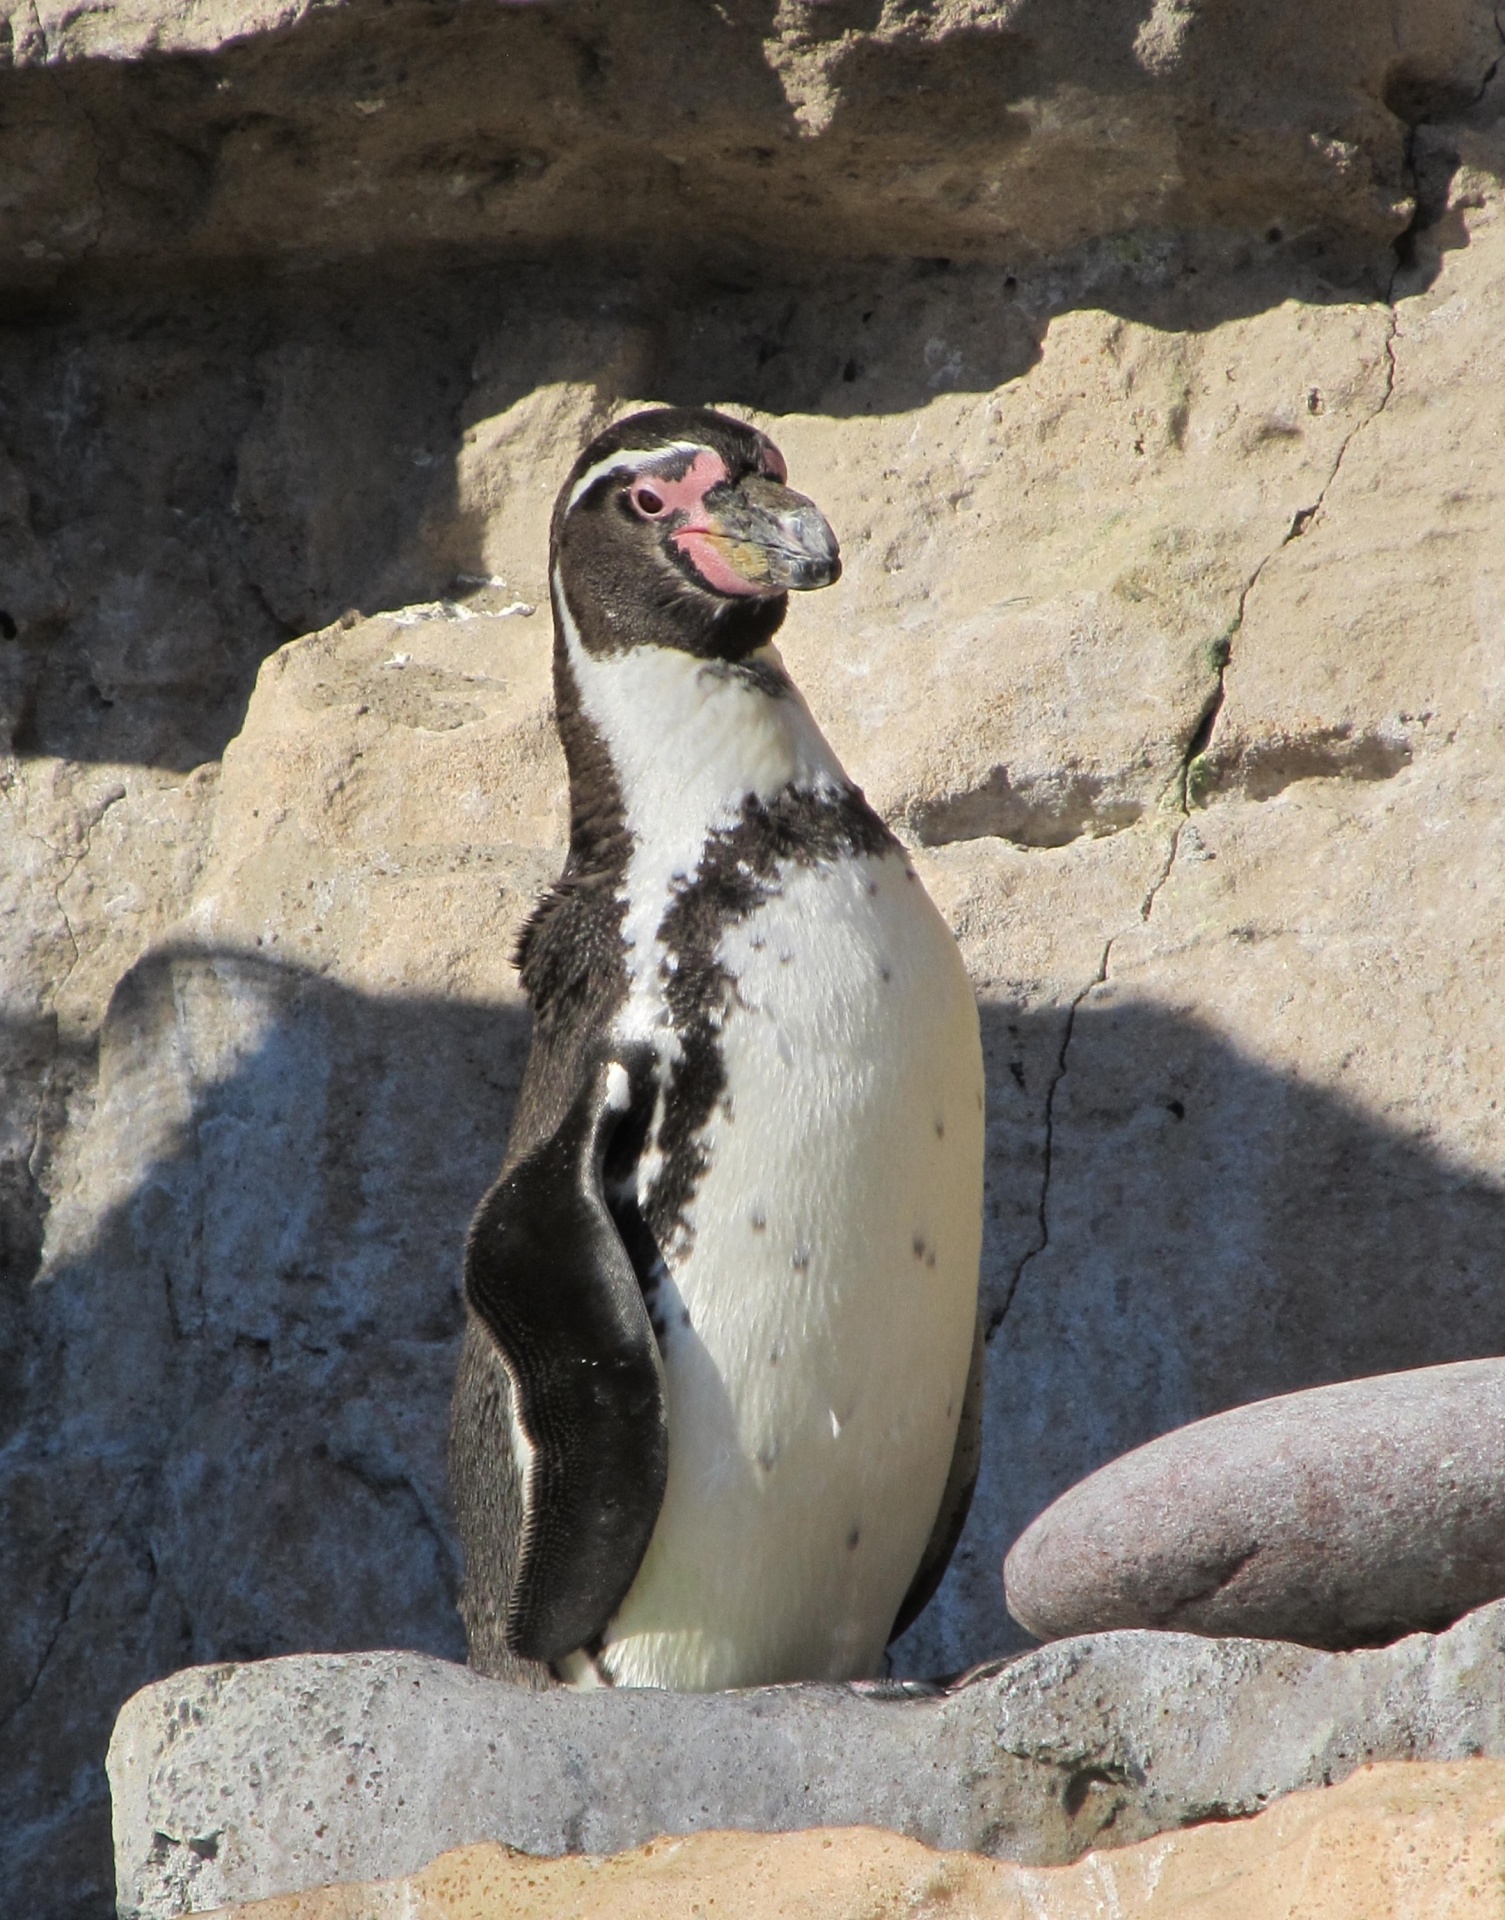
[551,407,841,662]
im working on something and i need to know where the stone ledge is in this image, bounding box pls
[110,1595,1505,1917]
[194,1759,1505,1920]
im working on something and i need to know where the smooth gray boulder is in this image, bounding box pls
[110,1597,1505,1918]
[1004,1359,1505,1650]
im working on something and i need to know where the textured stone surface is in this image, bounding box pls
[3,0,1494,289]
[110,1598,1505,1915]
[189,1761,1505,1920]
[4,17,1505,1920]
[1004,1359,1505,1648]
[964,108,1505,1683]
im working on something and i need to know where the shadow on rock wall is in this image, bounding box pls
[3,0,1472,286]
[897,993,1505,1677]
[0,199,1473,777]
[5,947,1504,1914]
[2,949,524,1918]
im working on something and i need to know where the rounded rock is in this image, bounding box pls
[1004,1359,1505,1650]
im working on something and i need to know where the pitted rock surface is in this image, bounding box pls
[171,1763,1505,1920]
[109,1600,1505,1916]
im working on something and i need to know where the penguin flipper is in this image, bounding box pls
[462,1056,667,1666]
[449,1316,555,1687]
[888,1307,986,1644]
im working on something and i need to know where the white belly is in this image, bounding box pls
[595,847,984,1689]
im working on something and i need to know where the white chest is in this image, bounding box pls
[604,849,982,1689]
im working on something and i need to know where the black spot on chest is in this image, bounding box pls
[699,655,794,701]
[645,784,897,1250]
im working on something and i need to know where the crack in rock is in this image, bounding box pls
[50,786,128,1002]
[990,285,1408,1341]
[1185,302,1402,809]
[0,1468,144,1735]
[986,939,1110,1341]
[915,287,1407,855]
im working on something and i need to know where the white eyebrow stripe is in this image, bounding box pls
[564,440,710,513]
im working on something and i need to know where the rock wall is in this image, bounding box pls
[3,4,1504,1916]
[3,0,1497,282]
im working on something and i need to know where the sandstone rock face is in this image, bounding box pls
[188,1761,1505,1920]
[1004,1359,1505,1648]
[4,8,1505,1917]
[110,1598,1505,1915]
[2,0,1494,288]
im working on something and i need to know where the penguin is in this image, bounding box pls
[450,406,985,1692]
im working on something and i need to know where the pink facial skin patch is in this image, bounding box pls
[632,449,731,519]
[632,445,793,598]
[672,530,774,597]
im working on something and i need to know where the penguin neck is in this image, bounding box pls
[551,563,849,890]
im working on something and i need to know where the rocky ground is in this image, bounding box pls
[3,3,1505,1916]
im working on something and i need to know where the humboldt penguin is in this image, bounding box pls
[450,406,985,1691]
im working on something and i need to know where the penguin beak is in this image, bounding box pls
[672,475,842,598]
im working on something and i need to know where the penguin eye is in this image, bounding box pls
[630,484,666,517]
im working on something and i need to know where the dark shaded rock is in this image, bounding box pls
[1005,1360,1505,1649]
[4,0,1495,291]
